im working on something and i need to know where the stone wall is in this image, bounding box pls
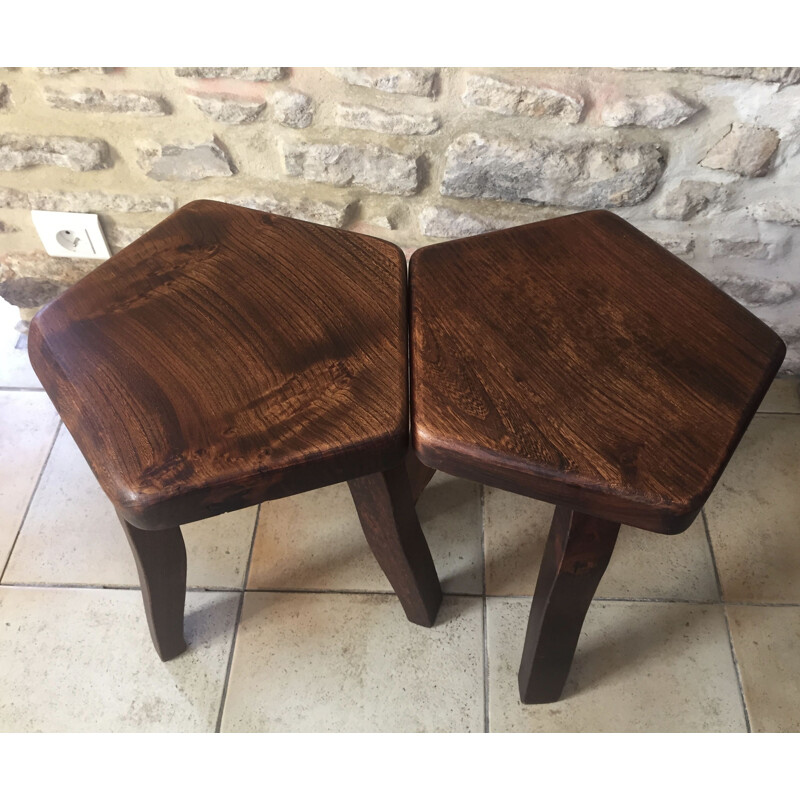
[0,66,798,372]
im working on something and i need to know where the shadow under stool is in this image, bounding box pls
[28,199,442,660]
[408,210,786,703]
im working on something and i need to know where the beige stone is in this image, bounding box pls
[0,587,238,732]
[487,599,746,732]
[208,194,352,228]
[419,205,505,238]
[749,200,800,226]
[654,180,732,220]
[221,593,483,732]
[138,138,234,181]
[701,124,780,177]
[601,92,699,128]
[0,187,174,213]
[327,67,438,97]
[187,93,266,124]
[335,103,440,135]
[174,67,285,81]
[44,87,169,115]
[728,605,800,732]
[0,251,99,283]
[0,392,58,566]
[272,90,313,128]
[462,74,583,123]
[705,416,800,603]
[0,134,110,171]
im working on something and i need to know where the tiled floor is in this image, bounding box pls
[1,299,799,732]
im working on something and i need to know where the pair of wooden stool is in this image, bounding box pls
[29,200,785,704]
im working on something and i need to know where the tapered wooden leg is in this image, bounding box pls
[349,463,443,627]
[117,512,187,661]
[406,450,436,504]
[518,506,620,704]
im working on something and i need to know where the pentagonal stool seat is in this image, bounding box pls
[30,199,441,660]
[410,209,785,702]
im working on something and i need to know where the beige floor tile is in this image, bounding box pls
[248,471,483,594]
[486,598,746,732]
[757,377,800,414]
[0,302,42,389]
[0,391,59,569]
[484,489,718,601]
[0,587,238,732]
[728,605,800,732]
[705,416,800,603]
[221,593,484,732]
[3,427,257,589]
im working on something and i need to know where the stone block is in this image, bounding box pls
[44,87,170,115]
[654,180,732,220]
[0,276,66,307]
[187,93,266,124]
[335,103,440,135]
[440,133,664,208]
[749,201,800,226]
[327,68,438,97]
[711,238,770,259]
[272,91,314,128]
[701,124,780,177]
[283,142,419,195]
[174,67,285,81]
[0,187,174,213]
[713,275,795,305]
[601,92,699,128]
[138,138,235,181]
[462,74,583,123]
[0,135,110,171]
[206,194,353,228]
[419,205,505,238]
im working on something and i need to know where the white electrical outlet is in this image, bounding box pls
[31,210,111,260]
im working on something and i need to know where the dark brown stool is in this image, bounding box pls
[409,210,785,703]
[29,199,442,660]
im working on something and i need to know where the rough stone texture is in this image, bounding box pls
[651,235,695,256]
[0,276,65,307]
[328,68,438,98]
[0,84,9,110]
[272,91,313,128]
[664,67,800,87]
[750,201,800,227]
[44,87,170,116]
[283,142,418,195]
[0,135,110,172]
[701,125,780,178]
[713,275,796,306]
[174,67,285,81]
[601,92,699,129]
[208,195,353,228]
[103,222,151,252]
[138,138,234,181]
[34,68,113,75]
[0,187,174,213]
[419,206,505,238]
[654,180,733,220]
[0,251,99,284]
[711,239,770,259]
[462,74,583,124]
[335,104,440,135]
[187,93,265,124]
[441,134,664,208]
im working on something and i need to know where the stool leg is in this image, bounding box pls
[348,463,443,627]
[406,450,436,504]
[117,512,187,661]
[518,506,620,704]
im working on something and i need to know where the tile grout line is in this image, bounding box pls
[480,483,489,734]
[701,509,752,733]
[0,420,61,583]
[214,503,262,734]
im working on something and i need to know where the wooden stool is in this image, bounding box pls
[29,199,442,661]
[409,210,785,703]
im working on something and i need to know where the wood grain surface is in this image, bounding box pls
[410,210,785,533]
[30,200,409,529]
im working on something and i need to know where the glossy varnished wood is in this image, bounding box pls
[29,200,409,530]
[348,463,442,626]
[410,210,786,533]
[118,513,187,661]
[518,508,619,703]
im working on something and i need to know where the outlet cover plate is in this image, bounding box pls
[31,210,111,260]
